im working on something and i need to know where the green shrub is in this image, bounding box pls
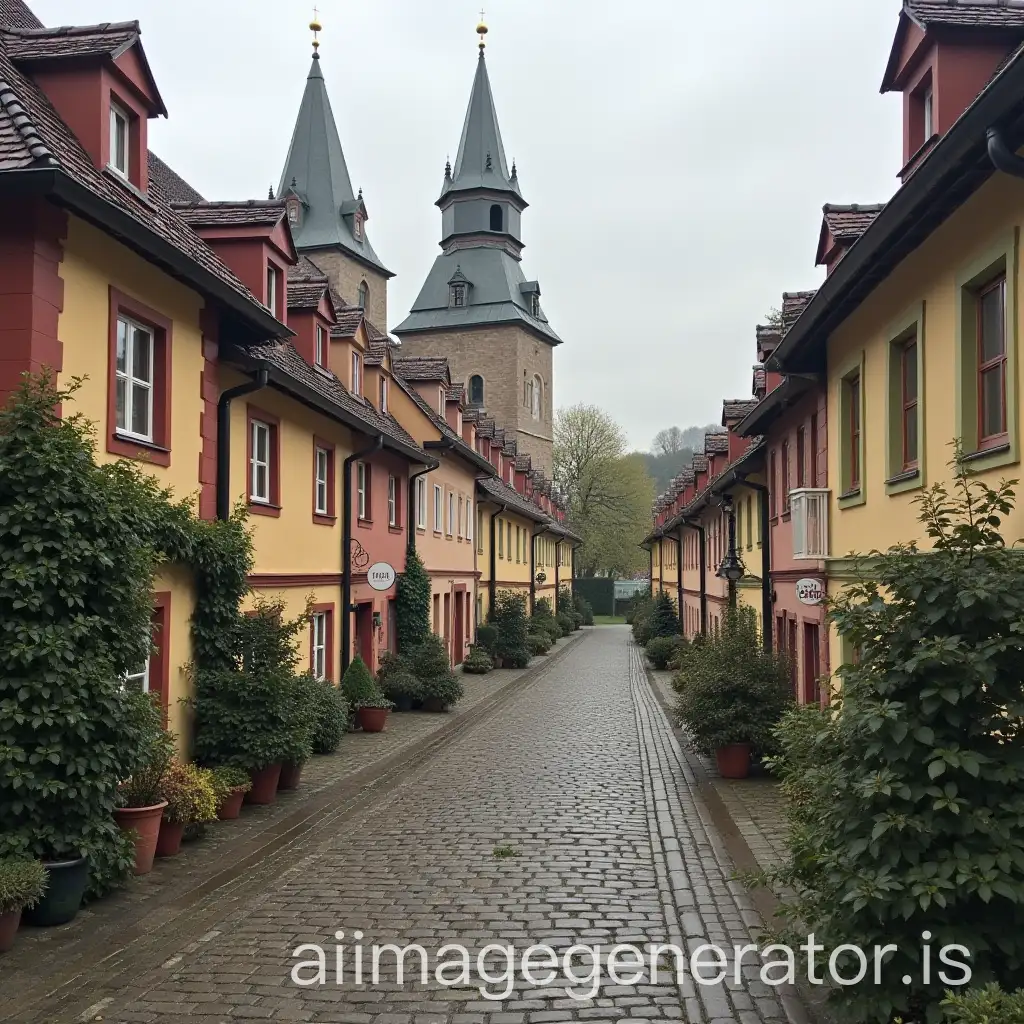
[675,606,791,757]
[395,547,431,652]
[502,648,531,669]
[763,451,1024,1024]
[527,633,551,656]
[557,612,575,636]
[475,623,498,654]
[210,766,251,803]
[0,857,48,914]
[646,592,680,640]
[462,647,493,674]
[645,635,680,670]
[340,655,382,710]
[421,671,464,712]
[299,675,349,754]
[160,760,218,826]
[534,597,554,618]
[943,984,1024,1023]
[630,595,654,641]
[574,593,594,626]
[408,633,452,679]
[377,651,423,706]
[118,688,176,809]
[490,590,530,666]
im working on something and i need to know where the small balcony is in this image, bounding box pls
[790,488,830,559]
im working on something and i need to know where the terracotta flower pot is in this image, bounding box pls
[0,909,22,953]
[156,820,185,858]
[277,761,304,791]
[357,706,389,733]
[217,788,246,820]
[113,801,168,875]
[715,743,752,780]
[22,856,89,927]
[245,763,282,805]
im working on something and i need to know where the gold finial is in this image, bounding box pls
[477,9,488,50]
[310,7,322,57]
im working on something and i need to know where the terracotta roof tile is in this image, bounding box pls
[364,338,390,366]
[781,291,817,333]
[290,255,328,282]
[705,432,730,456]
[679,467,695,485]
[906,0,1024,28]
[692,454,709,473]
[478,476,549,523]
[514,454,532,471]
[3,21,139,61]
[330,306,364,338]
[476,418,495,438]
[148,151,204,205]
[286,281,328,310]
[723,398,759,423]
[393,356,450,382]
[445,382,464,402]
[822,203,885,242]
[0,0,41,30]
[173,199,287,228]
[753,366,767,395]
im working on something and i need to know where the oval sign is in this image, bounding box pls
[795,578,825,606]
[367,562,397,592]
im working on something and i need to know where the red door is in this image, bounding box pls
[453,592,465,666]
[355,603,374,671]
[803,623,821,706]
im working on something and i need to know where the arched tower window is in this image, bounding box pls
[532,375,542,420]
[357,281,368,309]
[469,374,484,405]
[489,204,503,232]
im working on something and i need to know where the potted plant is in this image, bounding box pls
[490,591,530,668]
[421,672,465,713]
[376,652,422,712]
[462,646,493,675]
[0,858,47,952]
[156,760,218,858]
[306,676,349,755]
[342,655,393,732]
[407,634,465,712]
[277,673,316,791]
[211,766,252,820]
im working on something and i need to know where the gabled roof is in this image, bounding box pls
[287,280,332,312]
[330,306,364,338]
[477,475,549,524]
[692,454,709,473]
[148,151,204,205]
[392,356,451,383]
[781,291,817,333]
[816,204,885,265]
[907,0,1024,29]
[705,431,730,456]
[276,53,391,275]
[722,399,759,425]
[173,199,288,228]
[0,0,41,30]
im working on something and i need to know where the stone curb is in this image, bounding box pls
[3,629,592,1024]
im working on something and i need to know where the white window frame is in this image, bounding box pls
[790,488,830,559]
[352,351,362,395]
[124,653,150,693]
[109,102,130,178]
[447,492,455,537]
[357,462,368,520]
[923,86,934,139]
[416,476,428,529]
[315,446,330,515]
[250,419,272,503]
[433,484,443,533]
[507,462,515,485]
[379,375,388,414]
[315,324,326,367]
[311,612,328,681]
[532,375,542,420]
[388,475,397,527]
[267,264,278,317]
[466,499,473,543]
[115,315,155,441]
[457,495,464,538]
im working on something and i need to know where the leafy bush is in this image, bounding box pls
[297,674,349,754]
[645,635,680,670]
[942,984,1024,1023]
[462,647,493,674]
[377,651,423,707]
[557,612,575,636]
[646,592,680,640]
[475,624,498,655]
[764,452,1024,1024]
[630,595,654,642]
[675,606,791,756]
[395,547,431,652]
[530,614,562,644]
[574,592,594,626]
[490,590,530,667]
[160,760,218,826]
[118,688,176,809]
[341,655,382,710]
[0,857,48,914]
[210,766,251,803]
[534,597,554,618]
[407,633,451,682]
[527,633,551,657]
[421,671,464,712]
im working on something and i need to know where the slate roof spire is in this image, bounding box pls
[276,22,391,275]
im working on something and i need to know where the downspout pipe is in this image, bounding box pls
[987,127,1024,178]
[530,525,552,615]
[675,532,684,624]
[406,459,440,553]
[342,434,384,674]
[216,365,269,521]
[680,522,707,635]
[739,476,774,653]
[488,504,507,616]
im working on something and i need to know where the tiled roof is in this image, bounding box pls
[148,152,204,205]
[723,398,759,423]
[364,338,391,367]
[679,467,695,485]
[781,291,817,333]
[822,203,885,242]
[0,0,42,30]
[476,418,495,438]
[692,454,709,473]
[393,356,450,383]
[0,39,281,334]
[906,0,1024,28]
[172,199,287,228]
[445,382,464,402]
[462,407,480,423]
[287,281,328,310]
[330,307,364,338]
[242,339,423,456]
[705,432,730,456]
[477,476,549,524]
[3,21,139,62]
[514,454,533,471]
[290,255,328,282]
[501,438,517,455]
[753,366,767,394]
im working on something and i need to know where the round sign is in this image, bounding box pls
[367,562,397,592]
[795,578,825,606]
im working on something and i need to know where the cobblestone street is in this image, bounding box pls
[8,627,799,1024]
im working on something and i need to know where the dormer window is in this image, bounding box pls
[530,294,541,318]
[450,283,467,308]
[923,86,934,139]
[358,281,368,309]
[266,264,278,317]
[315,324,327,367]
[354,214,363,241]
[109,102,130,178]
[351,351,362,396]
[379,375,389,414]
[287,200,300,226]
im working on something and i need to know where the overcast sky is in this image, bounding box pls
[36,0,903,451]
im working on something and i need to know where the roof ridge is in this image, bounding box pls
[172,198,286,209]
[0,75,55,164]
[9,20,139,37]
[822,202,887,212]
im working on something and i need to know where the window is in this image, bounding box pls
[358,281,368,309]
[781,440,791,510]
[447,492,455,537]
[467,500,473,543]
[287,200,300,226]
[978,276,1007,446]
[433,484,443,532]
[769,451,777,518]
[416,476,428,529]
[923,86,934,140]
[530,294,541,318]
[109,102,129,177]
[450,283,467,307]
[124,650,150,692]
[469,374,484,405]
[507,522,512,560]
[901,340,919,468]
[115,315,154,441]
[353,214,363,241]
[809,413,819,487]
[735,501,742,555]
[311,611,329,681]
[388,475,397,527]
[379,375,388,414]
[791,488,830,559]
[250,419,271,503]
[489,204,503,231]
[357,462,370,520]
[746,495,753,549]
[515,525,521,562]
[847,374,861,490]
[315,324,327,367]
[458,496,464,538]
[796,427,806,488]
[351,352,362,396]
[524,374,533,410]
[477,507,484,554]
[267,264,278,317]
[315,446,330,515]
[532,375,542,420]
[497,517,504,558]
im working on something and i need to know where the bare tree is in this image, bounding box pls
[652,425,687,456]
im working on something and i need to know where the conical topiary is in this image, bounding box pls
[340,655,380,710]
[395,548,431,652]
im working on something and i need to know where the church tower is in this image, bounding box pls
[393,19,561,473]
[277,16,393,330]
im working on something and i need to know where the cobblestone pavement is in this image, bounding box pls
[16,627,798,1024]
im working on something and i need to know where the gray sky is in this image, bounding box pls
[37,0,903,451]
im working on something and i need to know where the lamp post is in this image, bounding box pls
[716,493,744,610]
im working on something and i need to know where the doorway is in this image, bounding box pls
[355,602,374,670]
[803,622,821,706]
[453,591,465,666]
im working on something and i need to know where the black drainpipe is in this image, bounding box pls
[987,127,1024,177]
[216,365,269,521]
[675,531,684,623]
[406,460,440,554]
[342,434,384,673]
[530,525,552,615]
[680,522,707,635]
[488,504,507,615]
[647,545,653,597]
[739,477,774,653]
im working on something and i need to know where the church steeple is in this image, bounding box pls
[277,25,391,276]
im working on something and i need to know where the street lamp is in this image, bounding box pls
[715,493,745,609]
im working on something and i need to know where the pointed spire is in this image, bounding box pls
[310,8,322,59]
[268,185,274,199]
